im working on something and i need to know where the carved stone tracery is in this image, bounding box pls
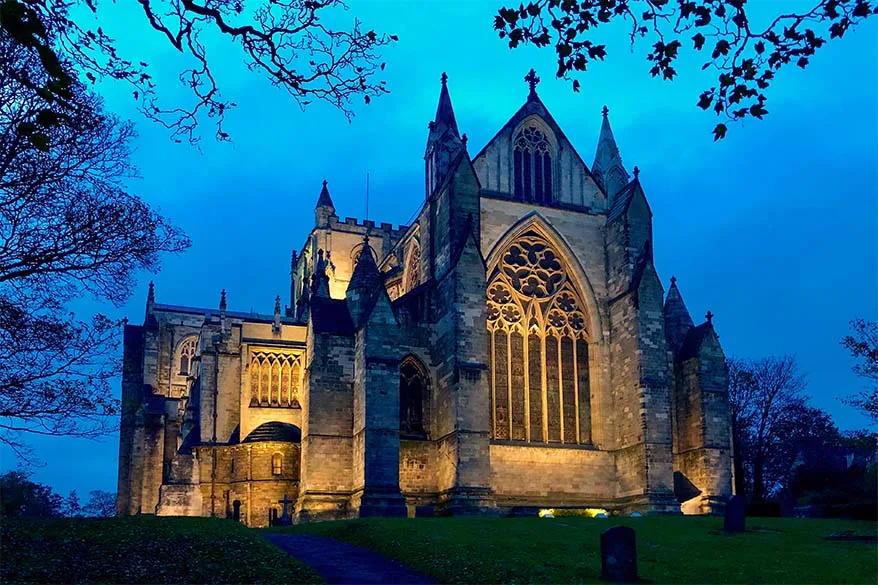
[249,349,303,408]
[487,230,591,444]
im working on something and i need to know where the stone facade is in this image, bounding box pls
[116,73,733,525]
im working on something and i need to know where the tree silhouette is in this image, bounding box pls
[493,0,877,139]
[0,28,190,458]
[0,0,396,145]
[842,318,878,424]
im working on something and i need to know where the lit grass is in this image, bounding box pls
[276,516,877,584]
[1,515,321,584]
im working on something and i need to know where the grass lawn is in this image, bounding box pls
[1,516,321,584]
[277,516,877,584]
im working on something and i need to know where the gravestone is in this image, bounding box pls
[232,500,241,522]
[275,494,293,527]
[724,495,746,533]
[600,526,637,583]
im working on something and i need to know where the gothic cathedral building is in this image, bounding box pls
[117,72,733,525]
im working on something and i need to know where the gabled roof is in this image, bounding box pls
[678,323,714,361]
[606,176,652,223]
[471,92,596,183]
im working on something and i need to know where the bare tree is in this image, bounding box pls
[0,28,190,458]
[1,0,396,145]
[727,355,808,501]
[493,0,877,139]
[842,318,878,424]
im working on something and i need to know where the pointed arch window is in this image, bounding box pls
[400,357,428,438]
[487,230,591,444]
[177,337,198,376]
[513,127,553,204]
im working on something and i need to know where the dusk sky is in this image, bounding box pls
[2,1,876,498]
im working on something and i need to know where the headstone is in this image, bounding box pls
[724,495,746,533]
[600,526,637,583]
[275,494,293,526]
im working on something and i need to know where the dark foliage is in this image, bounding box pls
[0,28,190,458]
[842,318,878,423]
[493,0,877,139]
[0,470,62,517]
[0,0,396,145]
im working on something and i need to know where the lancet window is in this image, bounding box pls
[399,356,428,438]
[249,350,303,408]
[402,242,422,294]
[513,127,553,204]
[177,336,198,376]
[487,230,591,444]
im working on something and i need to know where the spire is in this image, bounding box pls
[219,289,227,315]
[664,276,695,353]
[592,105,630,202]
[346,236,383,328]
[315,180,335,227]
[432,71,460,138]
[425,72,464,196]
[145,280,156,320]
[316,179,334,209]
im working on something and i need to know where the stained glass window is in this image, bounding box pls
[487,230,591,444]
[513,127,553,204]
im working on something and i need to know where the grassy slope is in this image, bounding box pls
[1,516,321,584]
[283,516,878,584]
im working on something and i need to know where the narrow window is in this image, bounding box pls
[177,337,198,376]
[271,453,282,475]
[400,358,428,438]
[513,127,553,203]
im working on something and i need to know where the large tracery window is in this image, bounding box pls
[513,127,553,204]
[487,230,591,444]
[249,350,303,408]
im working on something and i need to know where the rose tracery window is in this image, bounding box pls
[513,127,553,204]
[487,230,591,444]
[249,350,303,408]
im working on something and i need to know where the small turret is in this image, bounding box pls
[219,288,227,316]
[311,249,331,299]
[663,276,695,353]
[287,249,298,318]
[346,236,383,328]
[273,295,282,333]
[592,105,630,203]
[315,180,335,227]
[425,72,464,196]
[146,281,155,313]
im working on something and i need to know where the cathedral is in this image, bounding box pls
[116,71,733,526]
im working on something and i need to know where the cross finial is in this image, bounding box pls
[441,71,448,85]
[633,166,640,179]
[706,310,714,324]
[602,105,609,117]
[670,276,677,286]
[525,68,540,95]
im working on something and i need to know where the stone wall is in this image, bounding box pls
[490,444,615,507]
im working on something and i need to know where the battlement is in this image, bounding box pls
[330,215,409,238]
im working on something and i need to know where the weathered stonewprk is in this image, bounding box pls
[116,72,733,525]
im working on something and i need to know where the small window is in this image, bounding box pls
[177,337,198,376]
[271,453,282,476]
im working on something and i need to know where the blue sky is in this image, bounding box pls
[2,1,876,497]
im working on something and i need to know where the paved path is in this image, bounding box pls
[264,533,435,585]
